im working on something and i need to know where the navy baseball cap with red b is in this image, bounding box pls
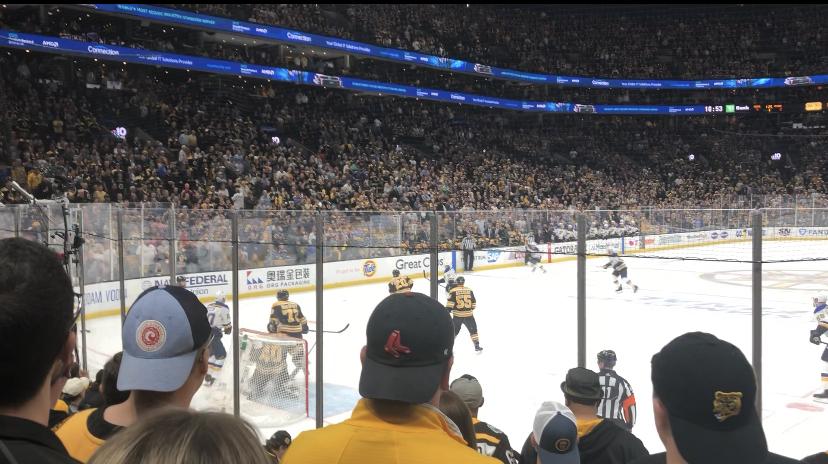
[359,292,454,404]
[652,332,767,464]
[118,285,211,392]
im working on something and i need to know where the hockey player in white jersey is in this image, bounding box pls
[205,290,232,386]
[524,236,546,273]
[810,294,828,402]
[437,265,457,293]
[603,248,638,293]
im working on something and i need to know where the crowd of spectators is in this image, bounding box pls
[1,51,828,282]
[173,4,828,79]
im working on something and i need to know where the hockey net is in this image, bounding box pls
[193,329,309,428]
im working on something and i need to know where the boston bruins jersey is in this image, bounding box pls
[253,343,287,376]
[270,300,308,336]
[447,286,476,318]
[473,418,519,464]
[388,275,414,293]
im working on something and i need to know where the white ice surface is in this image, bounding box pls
[79,240,828,459]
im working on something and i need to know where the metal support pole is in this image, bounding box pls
[577,214,587,368]
[751,210,762,417]
[13,207,19,238]
[169,206,176,284]
[139,204,145,278]
[430,213,438,299]
[78,213,88,373]
[315,213,324,428]
[231,212,240,417]
[812,194,816,227]
[116,209,127,325]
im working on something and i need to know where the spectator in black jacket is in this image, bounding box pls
[78,370,105,411]
[451,374,520,464]
[0,238,79,463]
[803,452,828,464]
[522,367,648,464]
[629,332,800,464]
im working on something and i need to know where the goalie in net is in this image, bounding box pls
[245,332,307,407]
[240,289,310,418]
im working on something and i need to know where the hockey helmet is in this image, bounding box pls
[392,269,400,277]
[444,265,452,272]
[176,275,186,285]
[456,276,465,285]
[606,247,617,256]
[814,295,827,306]
[215,290,226,304]
[277,289,289,301]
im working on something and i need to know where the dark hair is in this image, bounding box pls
[439,391,477,449]
[102,352,129,406]
[0,238,74,407]
[68,362,81,379]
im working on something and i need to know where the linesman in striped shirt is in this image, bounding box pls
[596,349,637,430]
[461,233,475,272]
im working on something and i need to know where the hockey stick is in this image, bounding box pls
[422,270,447,289]
[289,342,316,379]
[308,323,350,334]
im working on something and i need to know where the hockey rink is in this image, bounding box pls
[80,240,827,459]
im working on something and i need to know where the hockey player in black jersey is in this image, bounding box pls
[446,277,482,352]
[603,247,638,293]
[268,289,308,379]
[450,374,519,464]
[388,269,414,294]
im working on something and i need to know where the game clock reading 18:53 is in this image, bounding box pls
[704,105,724,113]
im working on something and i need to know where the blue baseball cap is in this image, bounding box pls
[533,401,580,464]
[118,286,211,392]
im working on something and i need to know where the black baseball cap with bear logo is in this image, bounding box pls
[652,332,767,464]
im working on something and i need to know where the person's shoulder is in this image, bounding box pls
[598,419,646,447]
[802,451,828,464]
[3,440,81,464]
[613,371,633,385]
[768,452,805,463]
[628,452,666,464]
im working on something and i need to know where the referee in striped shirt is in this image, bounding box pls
[597,350,637,430]
[461,233,475,272]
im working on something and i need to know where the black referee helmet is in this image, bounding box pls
[598,350,617,366]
